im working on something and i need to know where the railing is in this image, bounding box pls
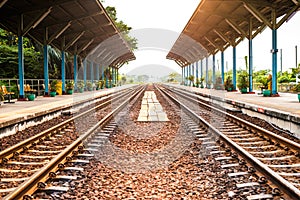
[0,78,118,98]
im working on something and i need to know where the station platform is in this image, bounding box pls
[0,85,135,130]
[166,83,300,137]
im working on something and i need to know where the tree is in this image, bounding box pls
[0,28,43,79]
[105,6,138,51]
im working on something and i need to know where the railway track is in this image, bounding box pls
[159,84,300,199]
[3,83,300,199]
[0,85,144,199]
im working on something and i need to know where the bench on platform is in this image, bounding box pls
[18,84,37,94]
[1,85,15,103]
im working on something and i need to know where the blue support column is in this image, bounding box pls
[116,68,119,86]
[105,67,109,88]
[233,46,237,90]
[18,36,25,99]
[111,67,115,86]
[83,59,87,89]
[272,29,278,95]
[181,67,184,84]
[90,61,94,83]
[192,64,194,86]
[185,66,187,85]
[206,57,209,88]
[196,61,199,87]
[43,45,49,96]
[96,64,99,81]
[221,51,224,84]
[188,64,191,86]
[212,54,216,85]
[101,66,104,80]
[61,51,66,94]
[192,63,194,77]
[200,59,203,79]
[249,38,253,92]
[74,54,77,91]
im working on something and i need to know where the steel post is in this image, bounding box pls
[18,36,25,99]
[43,45,49,95]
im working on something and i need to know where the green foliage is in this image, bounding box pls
[0,28,44,79]
[50,80,58,92]
[0,91,4,101]
[278,75,290,83]
[86,81,93,89]
[237,70,249,89]
[66,80,74,90]
[292,83,300,93]
[188,75,195,86]
[77,80,85,89]
[96,80,104,89]
[256,76,270,88]
[215,76,223,89]
[224,76,234,90]
[105,6,138,51]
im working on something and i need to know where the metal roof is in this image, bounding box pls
[0,0,135,67]
[167,0,300,67]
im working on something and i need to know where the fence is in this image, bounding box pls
[0,79,111,99]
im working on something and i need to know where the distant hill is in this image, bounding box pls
[126,64,177,78]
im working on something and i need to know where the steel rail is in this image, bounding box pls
[0,86,138,161]
[163,84,300,151]
[4,85,145,200]
[157,84,300,199]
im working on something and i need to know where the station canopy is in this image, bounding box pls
[167,0,300,67]
[0,0,135,67]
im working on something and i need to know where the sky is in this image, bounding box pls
[102,0,300,75]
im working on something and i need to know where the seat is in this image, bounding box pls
[1,85,15,103]
[25,84,37,93]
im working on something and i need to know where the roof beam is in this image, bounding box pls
[8,0,75,17]
[291,0,300,5]
[225,19,247,37]
[276,4,300,29]
[78,39,94,54]
[213,29,232,46]
[0,0,8,9]
[64,31,85,50]
[41,11,104,28]
[243,2,272,28]
[22,7,52,36]
[61,23,111,37]
[47,22,71,44]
